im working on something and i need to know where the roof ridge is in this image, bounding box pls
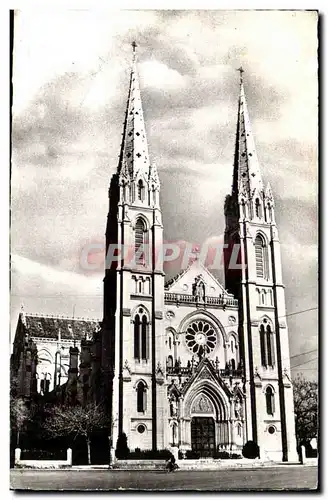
[24,312,101,322]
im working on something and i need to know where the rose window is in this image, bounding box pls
[185,321,217,356]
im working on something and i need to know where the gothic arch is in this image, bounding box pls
[37,348,53,362]
[131,303,150,320]
[229,331,239,345]
[178,310,229,344]
[259,315,274,329]
[166,327,176,351]
[262,383,276,394]
[254,230,269,246]
[133,378,149,390]
[133,213,150,231]
[183,379,229,422]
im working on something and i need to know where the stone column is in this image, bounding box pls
[67,448,72,466]
[15,448,21,466]
[185,419,191,449]
[224,342,228,365]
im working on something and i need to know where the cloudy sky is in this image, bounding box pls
[11,10,318,378]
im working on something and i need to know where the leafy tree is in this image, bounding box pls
[43,403,109,465]
[293,375,318,447]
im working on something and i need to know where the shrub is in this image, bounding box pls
[115,432,130,459]
[242,440,260,459]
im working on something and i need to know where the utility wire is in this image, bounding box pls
[291,357,318,369]
[290,348,318,360]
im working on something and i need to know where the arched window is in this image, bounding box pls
[260,324,266,366]
[167,355,173,368]
[137,180,145,201]
[40,374,50,395]
[169,336,172,350]
[255,198,262,218]
[266,325,275,366]
[141,315,148,360]
[255,234,268,279]
[265,386,275,415]
[241,200,246,218]
[138,280,143,294]
[231,358,236,371]
[145,277,151,295]
[261,290,266,305]
[256,288,261,304]
[134,314,141,359]
[137,381,147,412]
[135,218,147,265]
[260,321,275,367]
[134,311,149,361]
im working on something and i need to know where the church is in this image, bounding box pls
[11,43,298,462]
[101,44,298,462]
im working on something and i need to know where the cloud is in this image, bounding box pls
[11,254,101,295]
[140,60,186,89]
[11,11,318,379]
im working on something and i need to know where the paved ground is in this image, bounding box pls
[10,466,318,491]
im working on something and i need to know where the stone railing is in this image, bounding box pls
[164,293,238,308]
[166,365,243,379]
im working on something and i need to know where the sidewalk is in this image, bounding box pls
[67,459,308,472]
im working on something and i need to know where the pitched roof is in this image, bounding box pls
[23,313,101,341]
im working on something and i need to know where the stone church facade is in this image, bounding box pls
[11,45,298,462]
[101,46,298,462]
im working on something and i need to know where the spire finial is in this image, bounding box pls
[132,41,137,55]
[237,66,244,84]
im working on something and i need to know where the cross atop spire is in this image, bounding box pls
[231,71,263,198]
[237,66,244,84]
[117,42,151,179]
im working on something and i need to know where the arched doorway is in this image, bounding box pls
[191,416,216,457]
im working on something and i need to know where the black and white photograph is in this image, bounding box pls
[9,9,318,491]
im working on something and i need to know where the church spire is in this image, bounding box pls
[232,68,263,200]
[118,42,151,180]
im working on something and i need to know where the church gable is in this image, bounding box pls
[181,358,233,399]
[165,260,227,297]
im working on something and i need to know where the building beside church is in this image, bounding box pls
[11,44,298,462]
[11,312,101,400]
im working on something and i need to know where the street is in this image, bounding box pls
[10,466,318,491]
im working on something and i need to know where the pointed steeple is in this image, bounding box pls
[265,181,274,205]
[118,42,151,180]
[149,161,160,190]
[232,68,263,200]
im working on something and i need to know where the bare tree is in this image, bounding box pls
[43,403,109,465]
[10,396,35,447]
[293,375,318,447]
